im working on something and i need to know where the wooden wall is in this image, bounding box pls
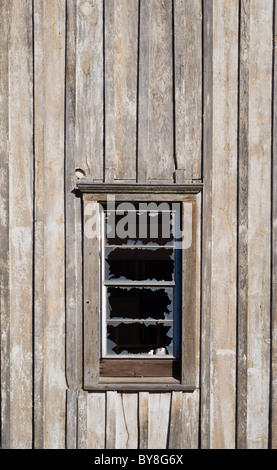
[0,0,276,449]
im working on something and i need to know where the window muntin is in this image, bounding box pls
[100,203,181,360]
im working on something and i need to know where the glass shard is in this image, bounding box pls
[105,248,174,281]
[105,209,175,246]
[107,287,173,320]
[106,322,173,356]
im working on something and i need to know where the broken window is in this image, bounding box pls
[101,203,181,360]
[79,184,201,390]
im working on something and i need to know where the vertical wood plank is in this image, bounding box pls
[200,0,213,449]
[83,200,100,387]
[87,393,106,449]
[116,393,138,449]
[77,390,88,449]
[271,0,277,450]
[174,0,202,180]
[106,391,117,449]
[169,391,200,449]
[34,0,67,448]
[105,0,138,182]
[210,0,238,449]
[148,393,171,449]
[65,0,83,391]
[76,0,103,180]
[138,392,149,449]
[168,392,183,449]
[237,0,250,449]
[8,0,33,449]
[66,389,78,449]
[181,389,200,449]
[33,0,45,448]
[246,0,272,449]
[0,0,11,449]
[138,0,174,183]
[182,195,201,386]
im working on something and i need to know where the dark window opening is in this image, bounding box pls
[107,287,173,320]
[105,248,174,282]
[107,322,173,355]
[101,202,182,367]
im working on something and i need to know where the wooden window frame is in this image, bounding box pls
[77,183,202,392]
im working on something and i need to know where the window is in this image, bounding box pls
[78,183,201,391]
[100,203,181,378]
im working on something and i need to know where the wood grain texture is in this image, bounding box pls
[87,393,106,449]
[116,393,138,449]
[246,0,272,449]
[0,0,11,449]
[138,0,174,183]
[83,200,100,388]
[100,359,177,377]
[65,0,83,391]
[174,0,202,180]
[237,0,250,449]
[76,0,103,180]
[33,1,46,447]
[105,0,138,182]
[77,390,88,449]
[271,0,277,450]
[210,0,238,449]
[181,389,199,449]
[8,0,33,449]
[200,0,213,450]
[33,0,67,449]
[168,391,183,448]
[148,393,171,449]
[181,195,201,386]
[106,391,117,448]
[138,392,149,449]
[66,389,78,449]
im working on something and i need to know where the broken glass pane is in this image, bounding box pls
[107,287,173,320]
[106,322,173,356]
[105,248,174,282]
[105,209,175,246]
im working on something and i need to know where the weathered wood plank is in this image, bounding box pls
[271,0,277,450]
[87,380,195,392]
[105,0,138,182]
[33,0,67,449]
[83,200,100,387]
[87,393,106,449]
[106,391,117,449]
[181,195,201,386]
[174,0,202,180]
[65,0,83,391]
[168,392,183,449]
[76,0,103,180]
[116,393,138,449]
[0,0,11,450]
[181,389,199,449]
[246,0,272,449]
[200,0,213,449]
[210,0,238,449]
[33,0,46,449]
[148,393,171,449]
[77,390,88,449]
[100,359,176,377]
[66,389,78,449]
[138,0,174,183]
[138,392,149,449]
[8,0,33,449]
[236,0,250,449]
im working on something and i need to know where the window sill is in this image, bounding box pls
[84,377,197,392]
